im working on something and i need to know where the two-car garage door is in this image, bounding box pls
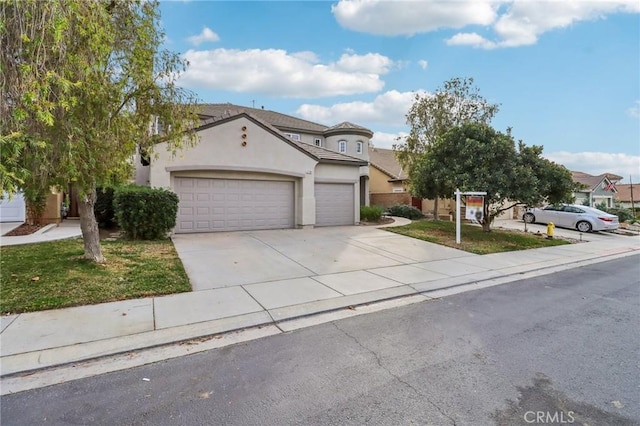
[175,178,294,233]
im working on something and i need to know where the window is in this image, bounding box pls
[284,133,301,141]
[392,187,404,193]
[356,141,363,154]
[338,140,347,153]
[314,138,322,147]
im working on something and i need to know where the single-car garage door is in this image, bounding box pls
[315,183,354,226]
[175,178,294,233]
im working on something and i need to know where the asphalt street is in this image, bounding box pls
[2,255,638,426]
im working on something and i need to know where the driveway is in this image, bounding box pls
[171,226,475,292]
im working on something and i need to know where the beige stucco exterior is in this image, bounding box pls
[369,166,405,194]
[144,115,364,228]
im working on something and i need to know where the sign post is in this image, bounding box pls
[455,189,487,244]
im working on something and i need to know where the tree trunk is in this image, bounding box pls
[77,185,105,263]
[482,204,492,232]
[433,198,439,221]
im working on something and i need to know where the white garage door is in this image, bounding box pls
[175,178,294,233]
[0,192,26,223]
[315,183,354,227]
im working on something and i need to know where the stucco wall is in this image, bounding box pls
[149,116,320,227]
[369,166,405,193]
[324,134,369,161]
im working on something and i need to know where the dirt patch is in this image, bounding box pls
[360,217,396,226]
[4,224,45,236]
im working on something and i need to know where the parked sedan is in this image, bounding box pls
[523,204,619,232]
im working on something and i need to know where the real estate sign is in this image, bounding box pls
[465,196,484,221]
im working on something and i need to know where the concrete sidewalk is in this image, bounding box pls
[0,220,82,246]
[1,220,639,394]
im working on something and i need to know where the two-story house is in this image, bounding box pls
[136,104,373,233]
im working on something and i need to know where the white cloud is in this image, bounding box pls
[333,0,639,49]
[418,60,429,70]
[627,100,640,119]
[295,90,425,124]
[371,131,409,149]
[544,151,640,183]
[187,27,220,46]
[180,49,398,98]
[335,52,394,74]
[332,0,497,36]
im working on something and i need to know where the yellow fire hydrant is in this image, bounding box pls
[546,222,555,239]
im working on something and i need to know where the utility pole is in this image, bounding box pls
[631,175,636,219]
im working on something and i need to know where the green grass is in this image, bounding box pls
[0,239,191,315]
[386,220,570,255]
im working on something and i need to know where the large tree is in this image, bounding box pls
[411,123,575,232]
[395,77,500,219]
[1,0,199,262]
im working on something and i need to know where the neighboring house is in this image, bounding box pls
[0,190,64,225]
[614,183,638,209]
[367,147,453,219]
[571,171,621,208]
[0,192,26,223]
[136,104,372,233]
[368,147,410,206]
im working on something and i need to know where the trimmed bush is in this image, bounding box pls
[608,207,633,223]
[94,186,117,228]
[114,186,178,240]
[387,204,424,220]
[360,205,384,222]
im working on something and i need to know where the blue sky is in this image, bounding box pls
[159,0,640,184]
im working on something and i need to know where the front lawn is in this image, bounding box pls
[0,239,191,315]
[386,220,570,254]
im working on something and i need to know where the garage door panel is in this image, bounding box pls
[315,183,354,227]
[176,177,294,233]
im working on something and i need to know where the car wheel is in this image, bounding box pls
[576,221,592,233]
[523,213,535,224]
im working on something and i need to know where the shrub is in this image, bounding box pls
[113,186,178,240]
[94,186,117,228]
[360,205,384,222]
[386,204,424,220]
[608,207,634,223]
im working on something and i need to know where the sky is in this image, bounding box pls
[158,0,640,184]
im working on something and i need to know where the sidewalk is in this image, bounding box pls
[0,220,83,246]
[1,220,639,394]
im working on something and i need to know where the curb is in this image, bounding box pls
[2,247,638,382]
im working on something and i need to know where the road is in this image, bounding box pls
[2,255,638,425]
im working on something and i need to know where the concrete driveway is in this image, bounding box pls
[171,226,474,292]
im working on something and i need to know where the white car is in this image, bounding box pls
[523,204,619,232]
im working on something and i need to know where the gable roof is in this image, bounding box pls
[196,111,367,166]
[571,171,618,192]
[614,184,637,203]
[197,104,373,137]
[198,104,328,133]
[369,147,407,181]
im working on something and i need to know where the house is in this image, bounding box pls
[0,190,64,225]
[136,104,372,233]
[614,183,638,210]
[571,171,621,208]
[368,147,453,219]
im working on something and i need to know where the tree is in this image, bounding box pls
[410,123,575,232]
[1,0,199,262]
[394,77,500,219]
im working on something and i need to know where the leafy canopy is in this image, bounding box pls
[411,123,575,231]
[1,0,200,195]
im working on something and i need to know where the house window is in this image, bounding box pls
[314,138,322,147]
[392,187,404,193]
[356,141,363,154]
[338,140,347,153]
[284,132,301,141]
